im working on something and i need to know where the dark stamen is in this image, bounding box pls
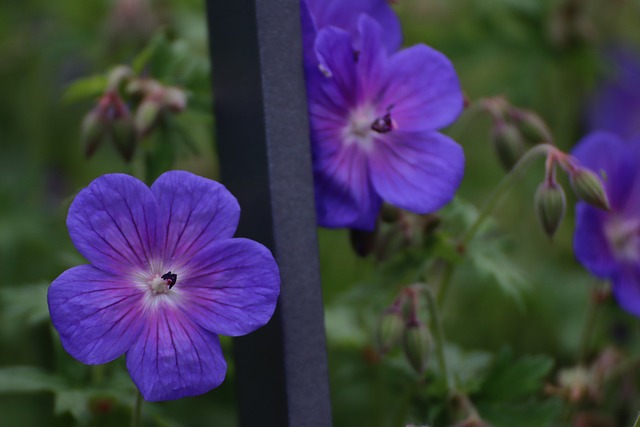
[161,271,177,289]
[371,104,396,134]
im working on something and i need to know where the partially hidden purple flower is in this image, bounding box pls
[587,47,640,140]
[302,0,402,54]
[572,132,640,316]
[47,171,280,401]
[305,14,465,230]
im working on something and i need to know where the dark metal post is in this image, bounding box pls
[205,1,333,426]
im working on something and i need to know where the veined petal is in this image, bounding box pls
[369,131,464,214]
[356,14,387,103]
[47,265,145,364]
[150,171,240,265]
[379,44,463,132]
[126,309,226,401]
[314,26,358,107]
[178,238,280,336]
[573,203,618,278]
[67,174,159,274]
[313,141,381,230]
[611,264,640,316]
[306,0,402,52]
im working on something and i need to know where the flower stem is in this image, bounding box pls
[578,283,603,365]
[462,143,556,246]
[131,390,143,427]
[424,286,452,395]
[633,412,640,427]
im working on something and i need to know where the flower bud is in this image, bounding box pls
[106,65,132,91]
[135,97,162,136]
[491,121,525,170]
[402,320,431,374]
[570,168,610,210]
[509,108,552,145]
[163,87,187,112]
[376,309,405,354]
[81,108,108,158]
[111,114,137,162]
[349,226,377,257]
[535,181,566,238]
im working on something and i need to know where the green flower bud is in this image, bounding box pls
[570,168,610,210]
[135,98,162,137]
[491,121,525,170]
[111,115,137,163]
[106,65,132,91]
[535,181,566,238]
[376,309,405,354]
[510,108,552,145]
[402,320,431,374]
[349,226,378,258]
[81,108,107,158]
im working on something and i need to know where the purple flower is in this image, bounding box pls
[305,14,464,230]
[572,132,640,315]
[587,47,640,140]
[47,171,280,401]
[303,0,402,53]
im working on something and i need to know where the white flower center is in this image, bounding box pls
[605,217,640,261]
[147,274,170,294]
[343,104,396,151]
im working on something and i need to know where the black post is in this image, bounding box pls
[205,1,333,427]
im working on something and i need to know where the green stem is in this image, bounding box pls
[633,412,640,427]
[578,284,602,365]
[462,143,556,246]
[131,390,143,427]
[424,286,452,395]
[436,260,456,308]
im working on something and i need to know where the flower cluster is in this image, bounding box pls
[302,0,465,230]
[572,132,640,316]
[47,171,280,401]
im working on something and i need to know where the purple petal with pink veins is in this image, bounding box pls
[573,204,618,278]
[47,265,145,364]
[611,264,640,317]
[150,171,240,265]
[125,308,226,401]
[379,44,463,132]
[67,174,160,274]
[178,238,279,336]
[369,131,464,214]
[313,141,381,230]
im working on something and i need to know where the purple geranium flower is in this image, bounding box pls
[305,14,464,230]
[47,171,280,401]
[587,47,640,140]
[572,132,640,315]
[303,0,402,53]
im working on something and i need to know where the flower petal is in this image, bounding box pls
[314,26,358,107]
[125,309,226,401]
[47,265,145,364]
[67,174,160,274]
[150,171,240,265]
[356,14,387,103]
[306,0,402,52]
[611,264,640,316]
[313,142,381,230]
[369,131,464,214]
[178,238,280,336]
[379,44,464,132]
[573,203,618,278]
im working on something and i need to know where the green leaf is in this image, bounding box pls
[467,235,529,307]
[0,282,50,325]
[62,74,108,104]
[479,347,554,401]
[0,366,66,393]
[54,390,91,424]
[478,398,563,427]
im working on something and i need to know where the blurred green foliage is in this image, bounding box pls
[2,0,640,426]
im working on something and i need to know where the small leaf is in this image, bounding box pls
[54,390,91,424]
[0,282,50,325]
[0,366,66,393]
[62,75,108,104]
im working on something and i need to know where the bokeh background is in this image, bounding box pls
[2,0,640,426]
